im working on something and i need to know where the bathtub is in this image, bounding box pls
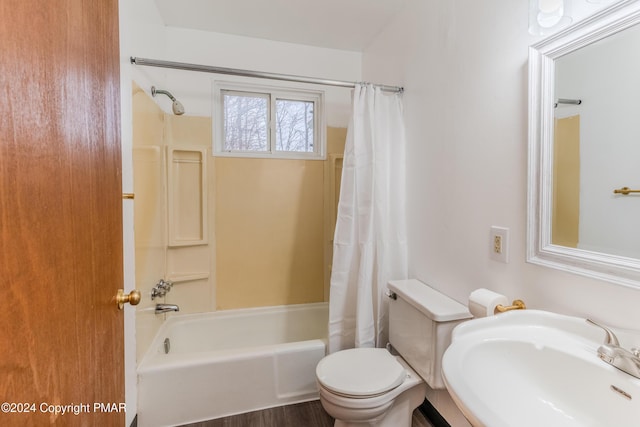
[137,302,328,427]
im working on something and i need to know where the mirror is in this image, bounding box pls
[528,0,640,287]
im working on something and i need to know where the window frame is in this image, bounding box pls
[213,81,326,160]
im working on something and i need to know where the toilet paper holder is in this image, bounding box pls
[495,299,526,313]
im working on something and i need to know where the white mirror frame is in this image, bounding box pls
[528,0,640,288]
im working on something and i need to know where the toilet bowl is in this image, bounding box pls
[317,279,472,427]
[316,348,426,427]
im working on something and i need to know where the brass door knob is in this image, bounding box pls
[116,289,141,310]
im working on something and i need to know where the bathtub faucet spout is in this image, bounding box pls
[155,303,179,314]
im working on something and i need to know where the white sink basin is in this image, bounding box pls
[442,310,640,427]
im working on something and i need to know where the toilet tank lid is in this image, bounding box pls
[388,279,472,322]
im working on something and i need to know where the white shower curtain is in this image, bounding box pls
[328,83,408,353]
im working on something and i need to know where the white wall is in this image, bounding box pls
[127,20,361,127]
[363,0,640,423]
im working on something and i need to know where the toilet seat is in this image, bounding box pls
[316,348,407,398]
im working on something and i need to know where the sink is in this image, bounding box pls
[442,310,640,427]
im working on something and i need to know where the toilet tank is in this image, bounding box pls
[388,279,472,389]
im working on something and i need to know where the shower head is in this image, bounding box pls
[151,86,185,115]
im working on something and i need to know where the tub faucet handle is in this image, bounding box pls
[158,279,174,291]
[151,279,174,300]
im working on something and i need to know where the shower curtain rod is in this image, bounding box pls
[130,57,404,93]
[554,98,582,108]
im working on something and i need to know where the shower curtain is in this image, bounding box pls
[328,83,408,353]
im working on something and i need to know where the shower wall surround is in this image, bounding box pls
[132,86,226,357]
[215,128,347,309]
[132,83,169,360]
[132,83,213,359]
[133,82,347,357]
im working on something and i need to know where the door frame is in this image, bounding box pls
[119,2,138,425]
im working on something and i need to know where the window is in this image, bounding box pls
[214,82,325,159]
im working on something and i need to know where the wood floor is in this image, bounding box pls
[180,400,435,427]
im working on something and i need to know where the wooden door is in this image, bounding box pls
[0,1,124,426]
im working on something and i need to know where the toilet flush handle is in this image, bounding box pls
[385,290,397,300]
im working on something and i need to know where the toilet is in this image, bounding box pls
[316,279,472,427]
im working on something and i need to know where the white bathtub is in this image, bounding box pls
[137,302,328,427]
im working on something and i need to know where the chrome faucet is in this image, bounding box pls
[155,304,179,314]
[587,319,640,379]
[151,279,174,300]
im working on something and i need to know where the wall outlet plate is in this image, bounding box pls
[490,226,509,263]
